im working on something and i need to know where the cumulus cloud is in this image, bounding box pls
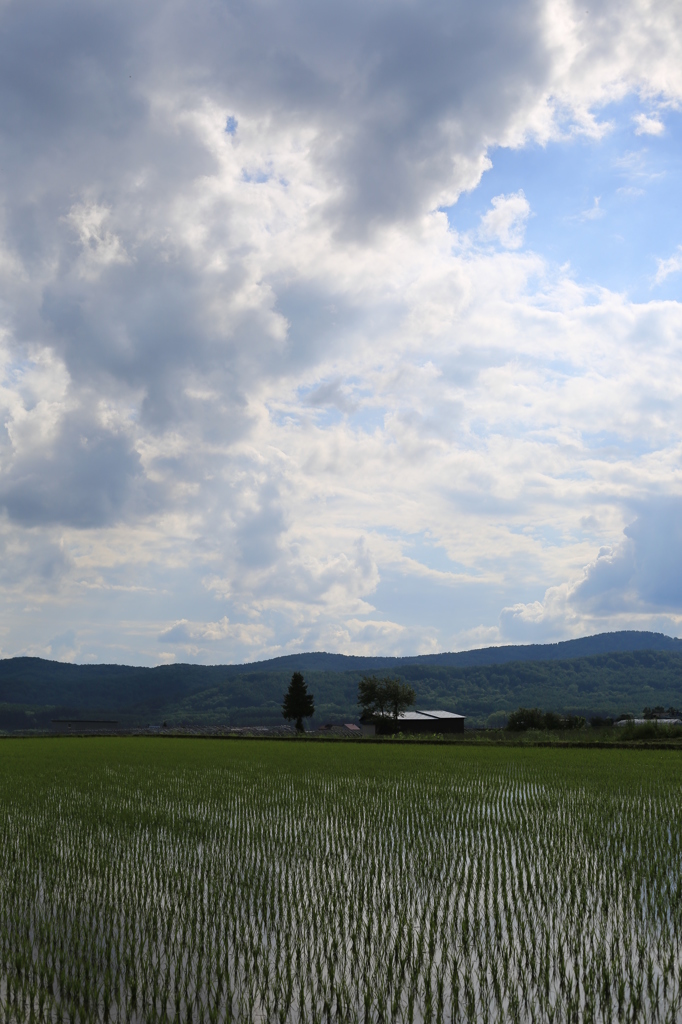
[305,378,357,414]
[1,0,682,661]
[480,191,531,249]
[0,526,72,590]
[589,501,682,611]
[0,412,150,528]
[501,500,682,640]
[64,203,131,280]
[633,113,665,136]
[158,617,270,656]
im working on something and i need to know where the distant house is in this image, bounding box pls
[360,710,465,736]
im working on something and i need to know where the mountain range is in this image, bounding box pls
[1,630,681,731]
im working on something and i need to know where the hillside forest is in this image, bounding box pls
[2,647,682,730]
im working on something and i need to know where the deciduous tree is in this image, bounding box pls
[357,675,415,724]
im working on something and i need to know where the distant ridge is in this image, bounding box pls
[1,631,681,681]
[2,630,682,729]
[221,630,682,674]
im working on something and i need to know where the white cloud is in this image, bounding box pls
[654,246,682,285]
[579,196,604,220]
[1,0,682,662]
[65,203,131,280]
[500,499,682,641]
[633,112,665,136]
[158,616,271,653]
[480,191,531,249]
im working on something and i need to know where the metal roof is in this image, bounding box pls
[397,711,438,721]
[417,710,466,720]
[396,709,466,721]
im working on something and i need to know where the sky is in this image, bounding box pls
[1,0,682,665]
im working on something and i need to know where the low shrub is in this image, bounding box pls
[619,721,682,740]
[507,707,586,732]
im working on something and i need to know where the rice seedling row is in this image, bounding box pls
[0,740,680,1023]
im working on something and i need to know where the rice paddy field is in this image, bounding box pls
[1,739,682,1023]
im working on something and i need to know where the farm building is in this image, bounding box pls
[361,710,465,736]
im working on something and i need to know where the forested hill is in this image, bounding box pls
[211,630,682,673]
[1,631,682,730]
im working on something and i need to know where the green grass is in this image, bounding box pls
[1,738,682,1021]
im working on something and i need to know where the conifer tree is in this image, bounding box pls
[282,671,315,731]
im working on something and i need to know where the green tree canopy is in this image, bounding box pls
[282,672,315,731]
[357,675,415,723]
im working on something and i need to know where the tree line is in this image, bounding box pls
[282,673,682,734]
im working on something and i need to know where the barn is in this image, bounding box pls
[361,710,465,736]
